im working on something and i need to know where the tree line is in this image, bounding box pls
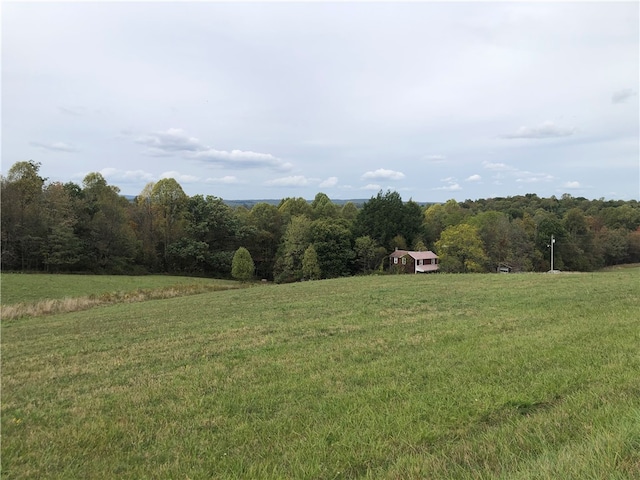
[2,160,639,280]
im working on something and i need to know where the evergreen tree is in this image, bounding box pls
[311,192,338,219]
[340,202,359,222]
[355,190,423,249]
[231,247,255,282]
[355,190,401,247]
[41,182,82,272]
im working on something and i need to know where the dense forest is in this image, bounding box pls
[2,160,639,281]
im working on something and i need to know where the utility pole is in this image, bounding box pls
[549,234,555,272]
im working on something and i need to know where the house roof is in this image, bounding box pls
[389,249,438,260]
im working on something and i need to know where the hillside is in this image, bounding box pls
[2,270,639,478]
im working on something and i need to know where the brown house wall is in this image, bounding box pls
[391,255,415,273]
[390,254,439,273]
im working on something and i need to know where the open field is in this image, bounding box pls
[2,270,640,479]
[0,274,241,320]
[1,273,238,305]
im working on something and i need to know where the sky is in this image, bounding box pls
[2,1,639,203]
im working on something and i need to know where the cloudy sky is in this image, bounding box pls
[3,1,639,202]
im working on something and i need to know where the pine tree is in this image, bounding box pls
[231,247,255,282]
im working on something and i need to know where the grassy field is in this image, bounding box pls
[2,270,639,479]
[0,274,241,320]
[1,273,237,305]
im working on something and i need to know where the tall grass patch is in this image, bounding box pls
[1,274,241,320]
[2,270,639,479]
[1,273,237,305]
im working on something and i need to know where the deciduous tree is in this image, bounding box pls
[79,172,137,272]
[150,178,188,269]
[435,224,488,273]
[41,182,82,272]
[355,235,382,274]
[302,244,321,280]
[274,215,312,283]
[248,203,283,280]
[1,160,47,270]
[310,218,354,278]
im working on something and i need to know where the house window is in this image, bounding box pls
[426,259,432,265]
[393,257,398,264]
[402,257,407,265]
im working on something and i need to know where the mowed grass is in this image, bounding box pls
[2,270,639,479]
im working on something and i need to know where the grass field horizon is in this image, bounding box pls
[2,269,639,478]
[0,274,241,320]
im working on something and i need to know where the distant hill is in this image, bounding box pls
[222,199,373,209]
[212,199,437,209]
[123,196,436,209]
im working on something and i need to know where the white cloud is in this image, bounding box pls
[611,89,637,104]
[195,149,293,171]
[4,3,639,201]
[362,168,405,180]
[205,176,239,184]
[563,181,581,189]
[319,176,338,188]
[136,128,203,154]
[30,140,79,152]
[95,168,218,188]
[466,174,482,182]
[500,121,575,139]
[264,175,312,187]
[515,173,555,184]
[362,184,382,191]
[482,161,517,172]
[436,176,462,191]
[135,128,292,171]
[483,161,555,185]
[100,168,155,183]
[160,171,200,183]
[436,183,462,191]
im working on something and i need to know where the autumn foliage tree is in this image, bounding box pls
[435,224,488,273]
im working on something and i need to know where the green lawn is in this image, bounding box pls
[2,270,639,479]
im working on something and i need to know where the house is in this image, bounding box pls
[389,249,439,273]
[497,262,513,273]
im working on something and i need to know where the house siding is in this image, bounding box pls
[390,249,439,273]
